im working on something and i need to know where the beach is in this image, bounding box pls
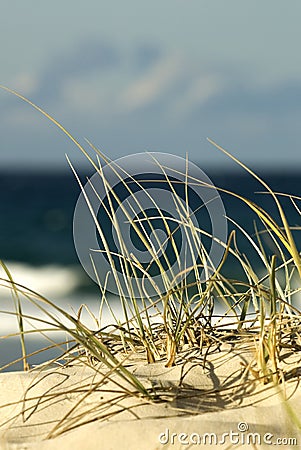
[0,340,300,450]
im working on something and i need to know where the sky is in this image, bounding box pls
[1,1,301,171]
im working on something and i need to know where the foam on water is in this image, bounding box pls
[0,261,126,340]
[0,262,81,299]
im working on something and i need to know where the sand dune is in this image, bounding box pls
[0,343,300,450]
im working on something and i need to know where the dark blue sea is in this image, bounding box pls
[1,167,301,369]
[1,167,301,274]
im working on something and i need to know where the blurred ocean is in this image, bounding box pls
[1,167,301,369]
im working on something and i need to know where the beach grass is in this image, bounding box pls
[0,85,301,441]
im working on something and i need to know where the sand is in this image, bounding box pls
[0,342,300,450]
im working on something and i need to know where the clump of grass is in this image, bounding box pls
[0,85,301,437]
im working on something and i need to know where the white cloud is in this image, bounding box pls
[60,73,127,120]
[9,72,40,96]
[120,55,183,113]
[0,72,42,127]
[56,54,185,118]
[62,77,110,112]
[168,73,224,120]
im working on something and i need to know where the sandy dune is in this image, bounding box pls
[0,343,300,449]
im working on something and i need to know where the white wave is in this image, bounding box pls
[0,291,123,337]
[0,262,81,299]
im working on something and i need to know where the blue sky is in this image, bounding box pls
[1,1,301,170]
